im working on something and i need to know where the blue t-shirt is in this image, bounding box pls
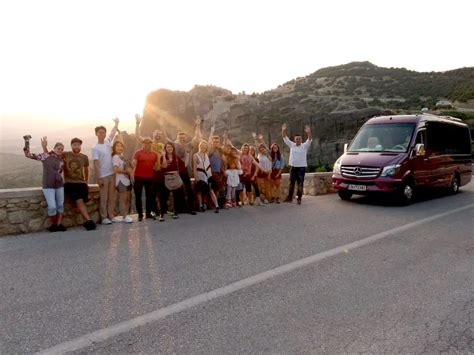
[209,149,222,173]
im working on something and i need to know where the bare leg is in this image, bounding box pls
[210,190,218,208]
[76,199,90,220]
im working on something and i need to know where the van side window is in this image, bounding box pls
[427,122,471,155]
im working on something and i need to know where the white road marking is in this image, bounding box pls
[36,203,474,355]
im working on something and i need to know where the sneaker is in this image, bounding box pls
[146,214,156,220]
[215,207,219,213]
[255,197,262,206]
[199,205,205,212]
[188,210,197,215]
[276,198,281,204]
[102,218,112,225]
[203,203,207,211]
[123,216,133,223]
[138,214,143,222]
[47,224,58,232]
[57,224,67,232]
[172,213,179,219]
[283,197,293,203]
[297,198,302,205]
[263,199,269,204]
[112,216,124,223]
[159,215,165,222]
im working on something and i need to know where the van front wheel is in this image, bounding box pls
[396,181,414,205]
[338,190,353,201]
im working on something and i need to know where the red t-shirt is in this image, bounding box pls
[133,149,158,178]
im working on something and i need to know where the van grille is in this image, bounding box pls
[341,166,380,178]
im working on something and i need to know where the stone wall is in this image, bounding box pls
[0,186,101,236]
[0,173,335,237]
[280,172,334,197]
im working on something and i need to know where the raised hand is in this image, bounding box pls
[135,113,142,125]
[113,117,120,125]
[194,116,202,125]
[251,132,257,139]
[282,123,288,131]
[304,124,311,133]
[257,133,264,141]
[41,136,48,148]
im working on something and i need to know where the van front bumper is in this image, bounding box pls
[332,174,403,193]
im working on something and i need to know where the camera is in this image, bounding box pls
[23,135,32,152]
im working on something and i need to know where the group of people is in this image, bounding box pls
[24,115,313,232]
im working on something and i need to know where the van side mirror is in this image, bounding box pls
[415,143,425,156]
[343,143,348,153]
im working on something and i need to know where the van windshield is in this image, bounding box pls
[349,123,416,153]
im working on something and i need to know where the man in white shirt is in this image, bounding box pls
[92,118,119,224]
[282,123,313,204]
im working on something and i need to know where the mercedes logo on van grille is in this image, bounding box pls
[354,167,361,176]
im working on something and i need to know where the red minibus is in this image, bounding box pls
[332,114,472,204]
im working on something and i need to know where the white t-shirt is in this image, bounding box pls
[257,154,272,172]
[92,138,114,178]
[225,169,242,187]
[112,154,131,187]
[283,136,312,167]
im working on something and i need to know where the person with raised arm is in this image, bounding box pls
[135,114,165,216]
[161,117,201,215]
[240,143,262,206]
[193,141,219,213]
[24,137,66,232]
[207,124,226,208]
[269,143,285,203]
[112,141,133,224]
[282,123,313,205]
[131,135,158,221]
[252,132,272,203]
[157,142,187,221]
[43,137,97,230]
[248,145,263,206]
[92,118,119,224]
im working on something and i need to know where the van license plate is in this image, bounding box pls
[348,184,367,191]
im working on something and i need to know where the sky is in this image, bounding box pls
[0,0,473,139]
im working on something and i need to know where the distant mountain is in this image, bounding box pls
[0,153,43,189]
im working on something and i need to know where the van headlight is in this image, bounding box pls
[381,164,401,177]
[333,158,342,174]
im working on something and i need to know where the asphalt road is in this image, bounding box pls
[1,184,473,354]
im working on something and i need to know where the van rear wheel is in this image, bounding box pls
[338,190,353,201]
[450,174,460,194]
